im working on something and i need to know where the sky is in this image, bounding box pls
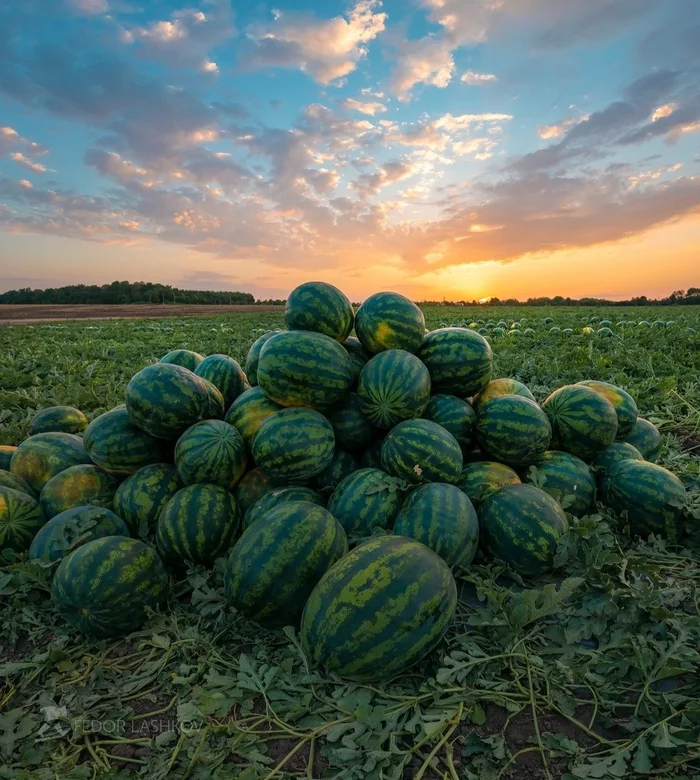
[0,0,699,301]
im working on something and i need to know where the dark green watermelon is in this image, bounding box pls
[591,442,643,481]
[359,439,384,470]
[355,292,425,354]
[0,469,37,498]
[456,461,521,506]
[578,380,638,438]
[0,487,46,552]
[200,377,226,420]
[285,281,354,342]
[30,406,88,436]
[329,393,377,452]
[113,463,182,533]
[39,464,121,519]
[195,354,247,409]
[381,419,463,485]
[0,446,17,471]
[245,331,282,387]
[233,468,274,514]
[174,420,247,489]
[623,418,662,462]
[10,433,92,493]
[160,349,204,371]
[525,451,596,517]
[476,395,551,468]
[417,328,492,397]
[243,486,324,529]
[473,378,535,413]
[342,337,372,386]
[225,386,282,448]
[327,468,404,536]
[312,449,357,495]
[423,395,475,453]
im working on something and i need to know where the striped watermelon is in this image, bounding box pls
[84,408,169,476]
[525,451,596,518]
[252,408,335,483]
[357,350,431,430]
[160,349,204,371]
[417,328,493,397]
[233,468,274,514]
[0,487,46,552]
[126,363,210,440]
[473,379,535,413]
[225,501,348,627]
[243,486,323,529]
[359,439,384,470]
[342,337,371,386]
[476,396,551,468]
[0,469,37,498]
[174,420,247,489]
[591,442,643,481]
[623,418,662,463]
[382,420,463,485]
[201,378,226,420]
[329,393,377,452]
[423,395,476,453]
[312,449,357,494]
[51,537,169,637]
[479,484,569,576]
[542,385,618,462]
[225,386,282,448]
[30,406,88,436]
[601,460,686,539]
[195,354,247,409]
[29,506,129,564]
[355,292,425,354]
[578,381,638,438]
[10,432,92,493]
[456,461,521,506]
[245,331,282,387]
[156,484,240,568]
[113,464,182,534]
[39,464,120,519]
[257,331,353,411]
[0,446,17,471]
[393,483,478,568]
[327,468,404,536]
[301,536,457,681]
[285,281,354,342]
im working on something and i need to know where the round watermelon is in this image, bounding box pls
[357,350,431,430]
[51,536,169,637]
[174,420,247,489]
[301,536,456,681]
[342,337,371,386]
[233,468,274,514]
[312,449,357,494]
[479,484,569,576]
[225,501,347,627]
[200,378,226,420]
[0,446,17,471]
[245,331,282,387]
[29,506,129,564]
[591,442,643,481]
[10,433,92,493]
[525,451,596,518]
[225,386,282,448]
[473,378,535,413]
[0,469,37,498]
[113,463,182,533]
[382,420,463,485]
[476,395,551,468]
[196,354,247,409]
[355,292,425,354]
[393,483,478,569]
[327,468,404,536]
[30,406,88,436]
[578,381,638,438]
[257,331,353,412]
[252,408,335,483]
[160,349,204,371]
[243,486,324,529]
[423,395,476,453]
[623,418,662,463]
[456,461,521,506]
[417,328,492,397]
[156,484,240,568]
[359,439,384,470]
[542,385,618,462]
[329,393,377,452]
[39,464,121,519]
[285,281,354,342]
[0,487,46,553]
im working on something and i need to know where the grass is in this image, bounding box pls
[0,305,699,780]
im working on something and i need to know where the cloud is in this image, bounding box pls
[10,152,48,172]
[461,71,497,85]
[68,0,108,14]
[340,98,387,116]
[390,37,455,101]
[0,126,49,166]
[351,159,418,195]
[537,115,588,139]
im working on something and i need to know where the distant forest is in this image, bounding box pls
[423,289,700,307]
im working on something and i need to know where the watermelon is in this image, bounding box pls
[201,378,226,420]
[29,506,129,564]
[476,395,551,468]
[357,349,431,430]
[257,331,353,411]
[84,408,169,476]
[0,445,17,471]
[382,420,462,485]
[456,461,521,506]
[225,386,282,448]
[0,469,37,498]
[578,381,638,438]
[479,484,569,576]
[591,442,643,481]
[244,486,323,529]
[473,378,535,413]
[601,460,686,539]
[355,292,425,354]
[51,537,169,637]
[417,328,492,397]
[195,354,247,409]
[423,395,475,453]
[359,439,384,470]
[312,449,357,494]
[252,408,335,483]
[10,432,92,493]
[126,363,210,440]
[29,406,88,436]
[623,418,663,462]
[224,501,348,627]
[174,420,247,489]
[285,281,354,342]
[542,385,618,462]
[245,331,282,387]
[301,536,456,681]
[0,487,46,552]
[233,468,274,514]
[393,483,478,568]
[327,468,403,536]
[329,393,377,452]
[525,451,596,518]
[156,484,240,568]
[342,337,371,385]
[113,464,182,533]
[39,464,121,519]
[160,349,204,371]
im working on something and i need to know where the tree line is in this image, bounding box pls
[420,289,700,307]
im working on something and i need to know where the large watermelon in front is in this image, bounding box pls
[476,395,551,468]
[423,394,476,453]
[195,354,247,409]
[473,378,535,413]
[113,463,182,533]
[225,386,282,448]
[30,406,88,436]
[301,536,457,681]
[578,380,638,438]
[417,328,492,397]
[525,451,596,518]
[174,420,247,489]
[244,486,324,529]
[623,418,662,462]
[245,331,282,387]
[285,281,354,342]
[355,292,425,354]
[51,537,169,638]
[382,420,463,485]
[39,464,121,519]
[0,487,45,553]
[456,461,521,506]
[10,432,92,493]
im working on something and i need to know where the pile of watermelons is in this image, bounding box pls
[0,282,689,682]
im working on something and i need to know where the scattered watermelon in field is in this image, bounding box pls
[285,281,354,342]
[30,406,88,436]
[417,328,493,397]
[113,463,182,533]
[0,486,46,553]
[175,420,247,489]
[623,417,663,462]
[355,292,425,354]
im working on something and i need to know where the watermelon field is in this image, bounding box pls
[1,299,699,780]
